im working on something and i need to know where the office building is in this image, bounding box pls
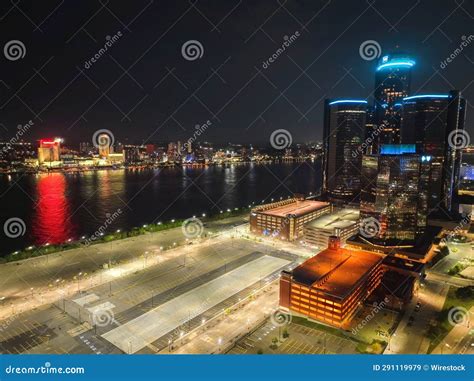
[322,99,367,204]
[250,197,331,241]
[304,208,359,248]
[401,91,466,212]
[280,236,384,328]
[359,145,427,244]
[374,53,415,147]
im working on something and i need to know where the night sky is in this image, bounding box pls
[1,0,473,146]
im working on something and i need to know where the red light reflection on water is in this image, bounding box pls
[32,173,75,245]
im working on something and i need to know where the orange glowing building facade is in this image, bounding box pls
[250,197,331,241]
[279,237,384,327]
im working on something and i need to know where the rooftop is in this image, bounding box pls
[305,208,359,231]
[291,247,383,299]
[259,200,329,218]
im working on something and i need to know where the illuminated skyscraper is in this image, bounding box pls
[374,53,415,147]
[322,99,367,204]
[38,138,62,164]
[98,133,111,158]
[400,91,466,212]
[359,145,427,244]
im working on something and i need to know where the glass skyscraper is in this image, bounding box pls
[359,145,427,244]
[373,53,415,148]
[322,99,367,204]
[400,90,466,212]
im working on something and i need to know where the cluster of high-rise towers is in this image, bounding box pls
[322,52,467,248]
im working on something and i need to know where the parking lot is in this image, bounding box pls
[0,237,299,354]
[228,318,358,354]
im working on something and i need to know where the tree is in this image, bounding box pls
[270,337,278,349]
[455,286,474,300]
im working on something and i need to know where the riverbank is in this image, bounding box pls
[0,157,318,175]
[2,208,250,263]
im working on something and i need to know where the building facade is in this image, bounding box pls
[400,91,466,212]
[303,208,359,248]
[250,197,331,241]
[280,237,384,328]
[322,99,367,204]
[359,145,428,244]
[38,138,61,165]
[374,53,415,147]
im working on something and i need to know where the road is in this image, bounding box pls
[384,278,449,354]
[430,242,472,275]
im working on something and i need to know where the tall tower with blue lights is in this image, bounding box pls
[322,99,367,204]
[373,53,416,149]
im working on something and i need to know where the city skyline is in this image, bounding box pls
[0,0,473,367]
[1,1,473,145]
